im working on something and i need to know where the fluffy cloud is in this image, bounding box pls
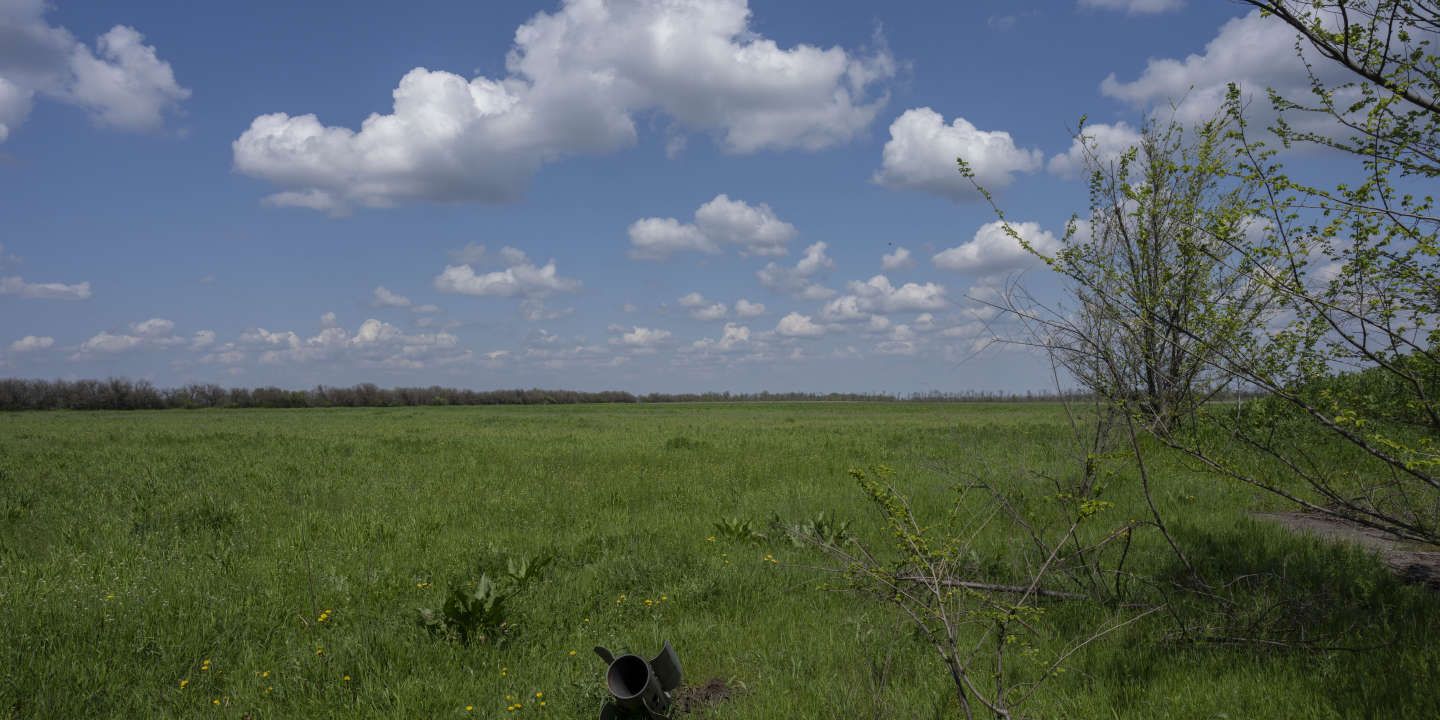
[77,332,142,354]
[372,286,412,308]
[676,292,728,320]
[757,241,834,299]
[131,317,176,338]
[73,317,189,358]
[0,4,188,142]
[449,242,487,264]
[875,323,920,356]
[933,221,1060,273]
[208,315,467,369]
[881,246,914,271]
[821,275,947,321]
[1100,10,1344,127]
[691,195,796,256]
[691,303,728,321]
[1079,0,1183,14]
[874,108,1042,201]
[1046,121,1142,179]
[734,298,766,317]
[775,312,826,337]
[627,218,712,258]
[8,335,53,353]
[609,325,672,349]
[0,76,30,143]
[0,275,92,300]
[691,322,751,352]
[434,247,579,301]
[629,194,797,259]
[233,0,894,212]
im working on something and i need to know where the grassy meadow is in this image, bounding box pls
[2,402,1438,718]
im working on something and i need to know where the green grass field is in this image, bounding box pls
[3,403,1438,718]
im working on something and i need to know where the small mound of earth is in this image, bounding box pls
[1254,511,1440,590]
[673,678,737,715]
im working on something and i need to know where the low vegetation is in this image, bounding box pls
[3,402,1438,718]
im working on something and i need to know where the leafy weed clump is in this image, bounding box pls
[417,553,552,646]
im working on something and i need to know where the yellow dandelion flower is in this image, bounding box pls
[343,675,351,682]
[465,705,474,712]
[261,671,270,679]
[212,698,220,706]
[568,650,576,656]
[535,691,543,698]
[178,679,189,689]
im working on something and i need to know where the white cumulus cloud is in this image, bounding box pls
[933,220,1060,273]
[881,246,914,270]
[692,303,727,321]
[822,275,947,321]
[1047,121,1142,179]
[0,275,92,300]
[630,194,797,260]
[372,286,412,308]
[0,4,187,142]
[1099,10,1347,127]
[233,0,894,212]
[691,322,751,352]
[609,325,672,349]
[433,247,579,300]
[449,242,487,264]
[72,317,188,358]
[211,314,467,369]
[734,298,766,317]
[874,108,1041,201]
[628,218,714,258]
[8,335,53,353]
[757,241,834,299]
[776,312,826,338]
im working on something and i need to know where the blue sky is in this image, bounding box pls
[1,0,1322,393]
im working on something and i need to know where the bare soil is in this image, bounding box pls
[1254,511,1440,590]
[673,678,738,715]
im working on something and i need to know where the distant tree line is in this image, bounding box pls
[0,378,1104,411]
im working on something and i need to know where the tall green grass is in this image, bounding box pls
[1,403,1436,718]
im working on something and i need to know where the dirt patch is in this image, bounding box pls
[672,678,738,715]
[1254,511,1440,590]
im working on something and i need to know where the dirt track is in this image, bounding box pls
[1255,511,1440,590]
